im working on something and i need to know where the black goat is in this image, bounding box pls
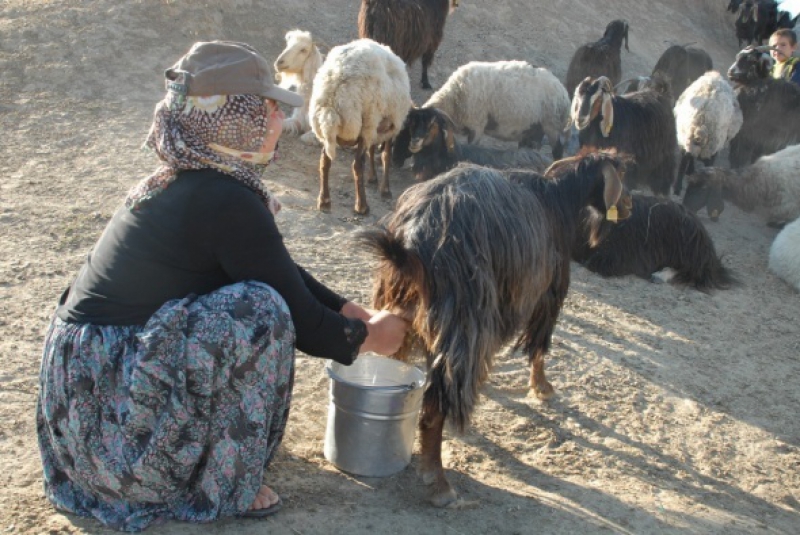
[565,19,630,97]
[727,46,800,168]
[360,152,631,507]
[392,107,551,180]
[572,194,735,292]
[358,0,458,89]
[728,0,743,12]
[650,44,713,99]
[571,76,678,196]
[735,1,782,46]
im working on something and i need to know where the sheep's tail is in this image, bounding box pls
[315,108,340,159]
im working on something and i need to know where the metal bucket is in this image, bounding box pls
[324,355,425,477]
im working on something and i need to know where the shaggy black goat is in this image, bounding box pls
[358,0,458,89]
[565,19,630,97]
[734,1,782,46]
[359,152,631,507]
[392,107,551,180]
[650,44,713,99]
[571,76,678,196]
[727,46,800,168]
[572,195,735,291]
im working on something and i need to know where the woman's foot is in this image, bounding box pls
[249,485,281,511]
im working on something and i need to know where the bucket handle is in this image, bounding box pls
[325,366,421,392]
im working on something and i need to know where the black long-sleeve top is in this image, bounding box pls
[57,168,366,364]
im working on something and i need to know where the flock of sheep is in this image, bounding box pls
[268,0,800,506]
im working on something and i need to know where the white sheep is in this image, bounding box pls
[683,144,800,226]
[422,60,571,159]
[274,29,324,145]
[769,217,800,292]
[673,70,743,194]
[309,38,410,215]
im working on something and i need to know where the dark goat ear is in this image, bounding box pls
[435,110,458,156]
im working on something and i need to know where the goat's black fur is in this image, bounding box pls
[651,45,713,99]
[727,47,800,168]
[358,0,454,89]
[572,77,678,196]
[392,107,551,180]
[572,195,735,292]
[565,19,630,97]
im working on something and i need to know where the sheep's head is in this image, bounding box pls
[682,168,725,221]
[274,30,315,75]
[727,46,773,84]
[572,76,614,136]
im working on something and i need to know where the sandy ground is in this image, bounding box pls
[1,1,799,533]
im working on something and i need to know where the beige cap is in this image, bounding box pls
[165,41,303,107]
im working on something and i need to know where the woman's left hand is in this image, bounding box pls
[340,301,377,322]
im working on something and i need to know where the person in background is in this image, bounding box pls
[769,28,800,85]
[36,40,408,532]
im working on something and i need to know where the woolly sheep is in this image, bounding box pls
[309,38,411,215]
[274,29,324,144]
[423,60,570,159]
[673,71,743,195]
[769,217,800,292]
[683,144,800,226]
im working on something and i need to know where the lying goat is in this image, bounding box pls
[572,195,735,291]
[392,107,551,180]
[359,152,632,507]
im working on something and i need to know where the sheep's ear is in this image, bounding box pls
[600,92,614,137]
[601,161,624,221]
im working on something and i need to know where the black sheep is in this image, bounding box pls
[565,19,629,98]
[358,0,458,89]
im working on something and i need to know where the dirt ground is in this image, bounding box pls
[1,1,799,533]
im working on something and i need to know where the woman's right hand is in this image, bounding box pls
[359,310,409,356]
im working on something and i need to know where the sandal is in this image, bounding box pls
[241,497,283,518]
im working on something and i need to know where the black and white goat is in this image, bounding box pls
[358,0,458,89]
[572,194,735,291]
[571,76,677,196]
[359,152,632,507]
[727,46,800,168]
[565,19,630,97]
[392,107,551,180]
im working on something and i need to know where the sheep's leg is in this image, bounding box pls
[379,139,393,199]
[353,140,369,215]
[318,149,332,212]
[366,144,378,184]
[418,397,457,507]
[420,50,435,90]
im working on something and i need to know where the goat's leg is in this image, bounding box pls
[318,148,332,212]
[420,50,435,90]
[379,139,393,199]
[353,140,369,215]
[366,144,378,184]
[418,397,457,507]
[675,152,693,196]
[524,268,570,399]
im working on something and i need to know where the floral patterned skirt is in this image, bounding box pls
[36,281,296,531]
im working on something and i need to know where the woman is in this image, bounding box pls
[36,41,408,531]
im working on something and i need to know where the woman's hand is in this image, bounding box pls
[340,301,378,322]
[358,310,409,356]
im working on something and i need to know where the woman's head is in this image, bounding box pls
[128,41,301,213]
[769,29,798,64]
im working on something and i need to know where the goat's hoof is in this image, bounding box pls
[429,485,458,508]
[380,189,392,200]
[354,204,370,216]
[421,82,433,90]
[366,176,378,184]
[532,383,555,401]
[317,198,331,212]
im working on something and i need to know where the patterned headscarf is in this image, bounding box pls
[126,89,280,213]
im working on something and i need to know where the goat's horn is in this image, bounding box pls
[613,78,638,91]
[754,45,778,52]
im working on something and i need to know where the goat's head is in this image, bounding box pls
[727,0,743,13]
[274,29,316,74]
[604,19,630,52]
[572,76,614,136]
[682,168,725,221]
[728,46,773,84]
[395,107,457,181]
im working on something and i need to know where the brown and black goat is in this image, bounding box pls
[359,152,632,507]
[392,107,552,180]
[565,19,630,97]
[358,0,458,89]
[572,195,735,291]
[572,76,677,196]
